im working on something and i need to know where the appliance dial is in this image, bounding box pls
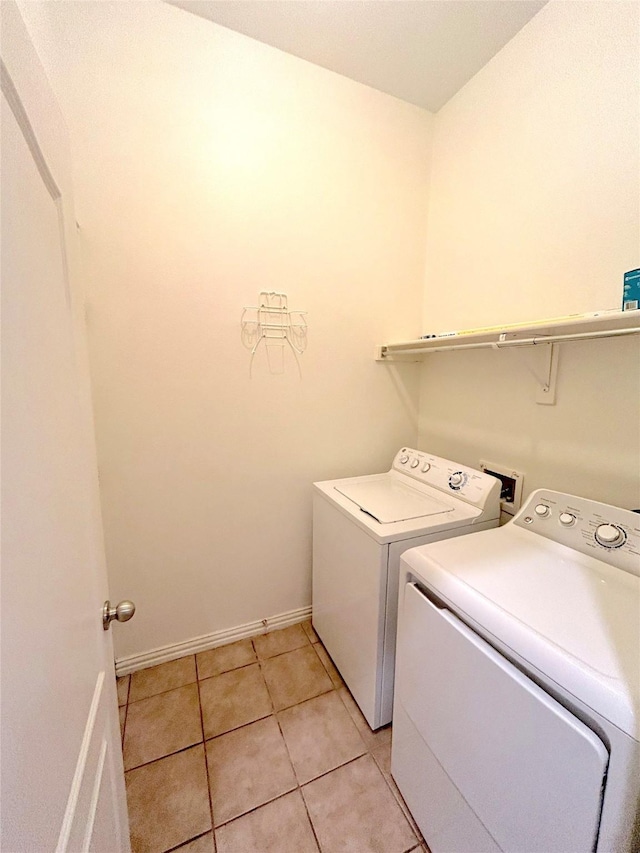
[534,504,551,518]
[594,524,626,548]
[400,455,409,464]
[559,513,576,526]
[421,462,431,473]
[410,458,420,469]
[449,472,464,488]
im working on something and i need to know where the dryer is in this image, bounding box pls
[312,447,501,730]
[392,489,640,852]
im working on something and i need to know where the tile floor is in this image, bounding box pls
[117,621,429,853]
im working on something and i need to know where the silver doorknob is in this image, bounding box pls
[103,599,136,631]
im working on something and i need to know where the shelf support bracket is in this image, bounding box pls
[516,342,558,405]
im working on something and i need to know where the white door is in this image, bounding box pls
[1,3,130,850]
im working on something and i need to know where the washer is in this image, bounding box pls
[392,489,640,853]
[312,447,501,730]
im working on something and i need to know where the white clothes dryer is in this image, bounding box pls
[312,447,501,730]
[392,489,640,853]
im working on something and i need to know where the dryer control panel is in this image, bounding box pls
[392,448,501,513]
[515,489,640,577]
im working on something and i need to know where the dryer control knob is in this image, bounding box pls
[410,459,420,469]
[534,504,551,518]
[421,462,431,473]
[595,524,626,548]
[400,455,409,464]
[559,513,576,526]
[449,472,464,487]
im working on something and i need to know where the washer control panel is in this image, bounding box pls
[392,448,501,512]
[515,489,640,576]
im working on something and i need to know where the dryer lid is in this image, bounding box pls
[402,526,640,739]
[335,479,453,524]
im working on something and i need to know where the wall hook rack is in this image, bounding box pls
[241,291,307,377]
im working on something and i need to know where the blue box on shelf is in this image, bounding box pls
[622,268,640,311]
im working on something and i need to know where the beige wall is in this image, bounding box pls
[417,0,640,511]
[21,1,432,659]
[22,0,640,662]
[422,0,639,332]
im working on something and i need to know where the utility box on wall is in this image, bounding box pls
[479,461,524,522]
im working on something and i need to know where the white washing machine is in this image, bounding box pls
[392,489,640,853]
[312,447,501,730]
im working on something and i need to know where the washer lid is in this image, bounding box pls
[335,479,453,524]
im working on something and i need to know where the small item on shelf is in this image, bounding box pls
[622,268,640,311]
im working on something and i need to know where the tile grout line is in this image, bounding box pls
[210,638,298,840]
[368,741,423,845]
[127,677,199,706]
[310,641,332,681]
[212,640,298,833]
[332,683,422,845]
[123,737,205,774]
[194,660,217,853]
[123,675,131,747]
[197,659,256,681]
[162,830,212,853]
[255,636,277,716]
[270,690,322,853]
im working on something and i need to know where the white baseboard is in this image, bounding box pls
[115,604,312,676]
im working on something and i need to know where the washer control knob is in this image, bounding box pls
[400,455,409,464]
[449,472,464,487]
[559,513,576,527]
[534,504,551,518]
[595,524,626,548]
[410,458,420,469]
[421,462,431,473]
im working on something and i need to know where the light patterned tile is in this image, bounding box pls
[117,674,130,706]
[278,691,365,784]
[313,643,343,688]
[337,686,391,750]
[123,683,202,770]
[253,624,309,660]
[206,716,296,826]
[126,745,211,853]
[386,772,425,845]
[373,737,424,844]
[215,791,318,853]
[301,620,320,644]
[200,663,272,739]
[371,740,392,777]
[302,755,416,853]
[196,638,256,680]
[262,645,332,711]
[129,656,196,702]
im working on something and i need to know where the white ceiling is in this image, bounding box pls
[166,1,546,112]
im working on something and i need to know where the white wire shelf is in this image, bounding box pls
[376,310,640,360]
